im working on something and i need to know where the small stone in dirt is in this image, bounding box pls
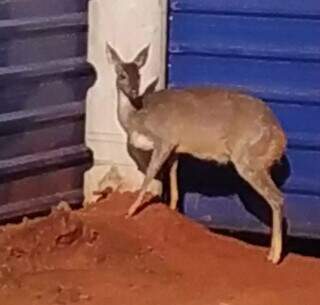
[146,245,153,251]
[55,212,84,246]
[128,283,139,291]
[8,246,26,258]
[93,252,107,264]
[22,217,29,226]
[85,228,99,245]
[55,201,72,212]
[54,286,90,304]
[34,292,43,299]
[79,293,91,301]
[144,268,156,274]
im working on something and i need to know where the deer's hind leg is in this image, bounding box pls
[234,162,284,264]
[169,157,179,210]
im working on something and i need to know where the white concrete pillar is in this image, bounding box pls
[84,0,168,202]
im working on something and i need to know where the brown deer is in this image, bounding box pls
[106,43,287,264]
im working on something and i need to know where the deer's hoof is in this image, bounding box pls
[126,205,138,218]
[267,249,281,264]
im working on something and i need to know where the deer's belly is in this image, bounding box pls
[130,131,154,151]
[177,140,231,164]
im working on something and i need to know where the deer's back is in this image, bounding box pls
[135,87,286,162]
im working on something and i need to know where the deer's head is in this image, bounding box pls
[106,43,149,100]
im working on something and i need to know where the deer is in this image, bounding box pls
[106,43,287,264]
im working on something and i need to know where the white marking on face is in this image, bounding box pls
[130,131,154,151]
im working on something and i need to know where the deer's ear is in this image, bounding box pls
[143,77,159,96]
[106,43,123,66]
[133,45,150,68]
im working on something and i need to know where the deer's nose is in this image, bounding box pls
[131,90,138,98]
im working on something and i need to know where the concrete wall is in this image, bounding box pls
[84,0,168,202]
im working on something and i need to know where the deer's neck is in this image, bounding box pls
[116,88,136,132]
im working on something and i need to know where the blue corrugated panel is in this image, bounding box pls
[168,1,320,237]
[170,0,320,17]
[0,0,95,221]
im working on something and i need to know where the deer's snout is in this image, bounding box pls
[131,89,138,99]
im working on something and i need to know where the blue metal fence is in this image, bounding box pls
[168,0,320,237]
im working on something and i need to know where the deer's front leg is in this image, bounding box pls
[127,142,175,217]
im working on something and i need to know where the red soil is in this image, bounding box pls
[0,192,319,305]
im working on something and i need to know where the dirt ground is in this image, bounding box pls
[0,192,319,305]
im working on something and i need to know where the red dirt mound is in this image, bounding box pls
[0,192,319,305]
